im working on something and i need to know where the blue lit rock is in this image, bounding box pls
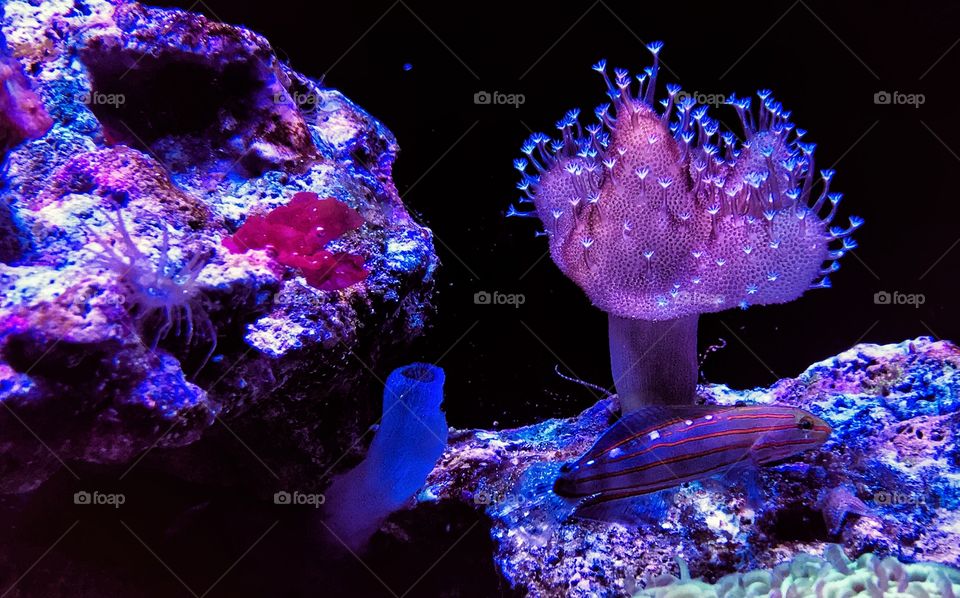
[0,0,436,494]
[423,337,960,597]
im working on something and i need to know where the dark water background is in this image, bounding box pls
[156,0,959,429]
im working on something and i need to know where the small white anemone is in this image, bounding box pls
[92,207,216,375]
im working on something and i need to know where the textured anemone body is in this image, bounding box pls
[514,45,860,320]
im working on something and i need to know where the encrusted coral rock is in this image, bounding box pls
[0,0,436,494]
[422,338,960,597]
[0,26,51,160]
[78,2,317,175]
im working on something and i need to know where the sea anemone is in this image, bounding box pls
[92,206,216,374]
[511,43,861,411]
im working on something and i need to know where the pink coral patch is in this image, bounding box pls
[224,192,368,291]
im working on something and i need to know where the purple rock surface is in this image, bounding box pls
[0,0,436,495]
[423,337,960,597]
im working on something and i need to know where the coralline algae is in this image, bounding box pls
[0,0,437,495]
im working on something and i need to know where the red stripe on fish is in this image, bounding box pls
[589,405,797,459]
[554,405,831,505]
[575,457,748,506]
[604,423,798,464]
[576,440,759,484]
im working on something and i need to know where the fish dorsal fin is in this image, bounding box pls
[583,405,731,460]
[626,405,729,423]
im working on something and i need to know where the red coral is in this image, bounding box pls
[0,37,52,157]
[223,192,367,291]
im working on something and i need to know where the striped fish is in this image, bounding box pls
[553,404,831,520]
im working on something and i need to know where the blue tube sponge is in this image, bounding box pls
[322,363,448,551]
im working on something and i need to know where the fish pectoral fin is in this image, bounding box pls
[572,488,675,526]
[695,462,762,510]
[722,464,763,509]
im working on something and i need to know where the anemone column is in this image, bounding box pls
[608,314,698,411]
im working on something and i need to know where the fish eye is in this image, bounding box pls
[798,416,814,430]
[560,463,572,473]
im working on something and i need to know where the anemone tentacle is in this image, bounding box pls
[93,207,217,375]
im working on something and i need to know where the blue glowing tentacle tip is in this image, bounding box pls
[507,205,538,218]
[810,277,832,289]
